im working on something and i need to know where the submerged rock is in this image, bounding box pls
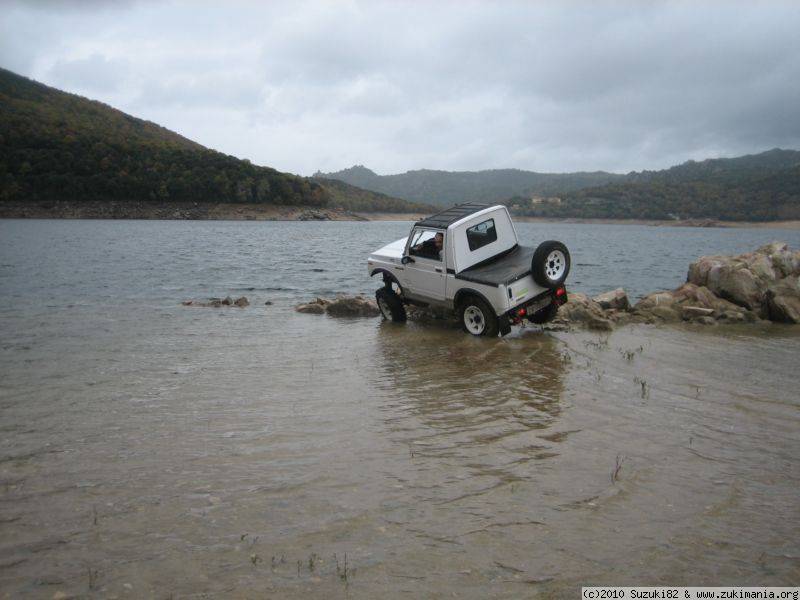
[326,295,381,317]
[294,295,380,317]
[182,296,249,308]
[295,298,328,314]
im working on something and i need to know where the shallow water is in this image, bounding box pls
[1,220,799,598]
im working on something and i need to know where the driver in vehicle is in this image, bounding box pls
[413,232,443,260]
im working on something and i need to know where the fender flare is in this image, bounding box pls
[370,268,402,289]
[453,287,494,310]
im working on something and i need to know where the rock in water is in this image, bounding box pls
[687,242,800,317]
[766,275,800,323]
[295,301,326,314]
[592,288,630,310]
[556,293,614,330]
[294,295,380,317]
[326,295,380,317]
[233,296,249,307]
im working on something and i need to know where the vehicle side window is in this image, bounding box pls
[408,229,443,261]
[466,219,497,251]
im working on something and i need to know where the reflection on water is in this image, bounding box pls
[376,321,565,461]
[1,220,800,597]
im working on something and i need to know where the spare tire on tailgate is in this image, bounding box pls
[531,240,570,288]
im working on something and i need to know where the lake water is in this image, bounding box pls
[1,219,799,598]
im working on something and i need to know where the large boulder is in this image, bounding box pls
[592,288,630,311]
[557,293,613,330]
[686,242,800,316]
[766,275,800,323]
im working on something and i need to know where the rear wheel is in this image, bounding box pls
[458,295,499,337]
[376,287,406,322]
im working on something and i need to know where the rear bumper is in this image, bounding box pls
[504,285,568,322]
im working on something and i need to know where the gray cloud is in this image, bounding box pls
[1,0,798,176]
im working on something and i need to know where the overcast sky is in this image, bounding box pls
[2,1,799,176]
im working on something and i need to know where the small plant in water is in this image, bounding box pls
[633,376,649,399]
[271,554,286,569]
[611,454,625,484]
[250,553,261,566]
[308,552,319,572]
[87,566,99,590]
[334,552,349,582]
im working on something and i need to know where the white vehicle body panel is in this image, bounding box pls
[449,206,518,273]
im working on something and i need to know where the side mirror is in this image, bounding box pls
[401,255,414,265]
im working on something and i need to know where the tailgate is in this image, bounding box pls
[505,274,548,310]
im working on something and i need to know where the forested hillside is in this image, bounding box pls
[312,177,435,213]
[314,165,624,207]
[0,67,330,207]
[509,150,800,221]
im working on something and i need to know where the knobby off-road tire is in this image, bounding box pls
[459,295,499,337]
[376,287,407,322]
[531,241,570,288]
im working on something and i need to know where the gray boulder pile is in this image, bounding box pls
[555,242,800,328]
[686,241,800,323]
[295,295,381,317]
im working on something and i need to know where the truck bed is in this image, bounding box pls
[454,244,535,287]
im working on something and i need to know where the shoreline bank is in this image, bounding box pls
[1,200,799,229]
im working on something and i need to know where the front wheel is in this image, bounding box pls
[376,287,407,322]
[458,296,499,337]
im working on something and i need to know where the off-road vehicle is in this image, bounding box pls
[367,203,570,336]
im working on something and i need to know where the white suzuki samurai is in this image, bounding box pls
[367,203,570,336]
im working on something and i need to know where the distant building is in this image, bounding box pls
[530,195,562,205]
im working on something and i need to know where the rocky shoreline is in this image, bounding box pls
[0,200,368,221]
[292,242,800,329]
[3,201,800,228]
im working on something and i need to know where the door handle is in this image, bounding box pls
[435,268,443,273]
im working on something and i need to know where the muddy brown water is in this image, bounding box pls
[1,220,799,597]
[2,310,799,598]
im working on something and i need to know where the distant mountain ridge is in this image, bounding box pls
[319,149,800,221]
[539,149,800,221]
[0,67,428,214]
[314,165,625,207]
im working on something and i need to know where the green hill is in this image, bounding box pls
[312,176,435,213]
[314,165,624,207]
[0,67,429,215]
[511,149,800,221]
[0,67,332,208]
